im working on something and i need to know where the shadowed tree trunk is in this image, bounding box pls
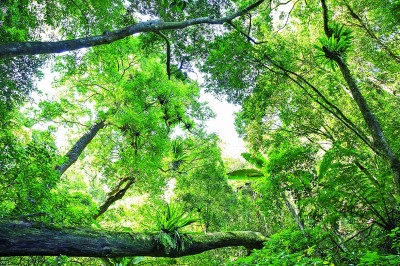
[0,221,266,258]
[333,56,400,191]
[53,120,136,220]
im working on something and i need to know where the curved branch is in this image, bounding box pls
[0,0,265,59]
[274,0,299,33]
[155,31,171,79]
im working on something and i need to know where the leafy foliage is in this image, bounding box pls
[1,0,400,264]
[0,127,60,217]
[314,22,353,70]
[152,202,197,254]
[155,202,197,233]
[230,228,333,266]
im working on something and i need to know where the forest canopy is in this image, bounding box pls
[1,0,400,265]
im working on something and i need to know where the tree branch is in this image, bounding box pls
[226,21,268,45]
[155,31,171,79]
[93,178,135,220]
[254,54,377,154]
[0,221,266,258]
[321,0,332,37]
[344,2,400,63]
[0,0,265,59]
[56,120,105,176]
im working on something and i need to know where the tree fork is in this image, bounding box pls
[0,221,266,258]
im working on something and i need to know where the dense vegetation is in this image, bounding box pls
[1,0,399,265]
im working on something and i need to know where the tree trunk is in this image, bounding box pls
[93,178,135,220]
[0,1,265,59]
[0,221,266,258]
[56,120,105,176]
[334,56,400,192]
[320,0,400,192]
[282,192,305,232]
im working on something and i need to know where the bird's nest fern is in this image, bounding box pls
[153,202,197,254]
[314,22,353,70]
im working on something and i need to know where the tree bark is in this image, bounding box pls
[0,221,266,258]
[0,0,265,59]
[56,120,105,176]
[93,178,135,220]
[333,56,400,191]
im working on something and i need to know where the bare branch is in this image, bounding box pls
[274,0,299,33]
[227,21,268,45]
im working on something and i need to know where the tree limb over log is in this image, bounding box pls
[0,221,266,258]
[0,0,265,59]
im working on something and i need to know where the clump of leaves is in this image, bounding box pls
[355,228,400,265]
[314,22,353,70]
[241,152,267,169]
[389,227,400,252]
[229,228,333,266]
[171,139,187,170]
[154,202,197,254]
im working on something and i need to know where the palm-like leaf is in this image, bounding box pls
[156,203,197,232]
[153,202,197,254]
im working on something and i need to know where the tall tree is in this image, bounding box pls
[202,0,400,264]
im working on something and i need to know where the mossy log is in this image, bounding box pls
[0,221,266,258]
